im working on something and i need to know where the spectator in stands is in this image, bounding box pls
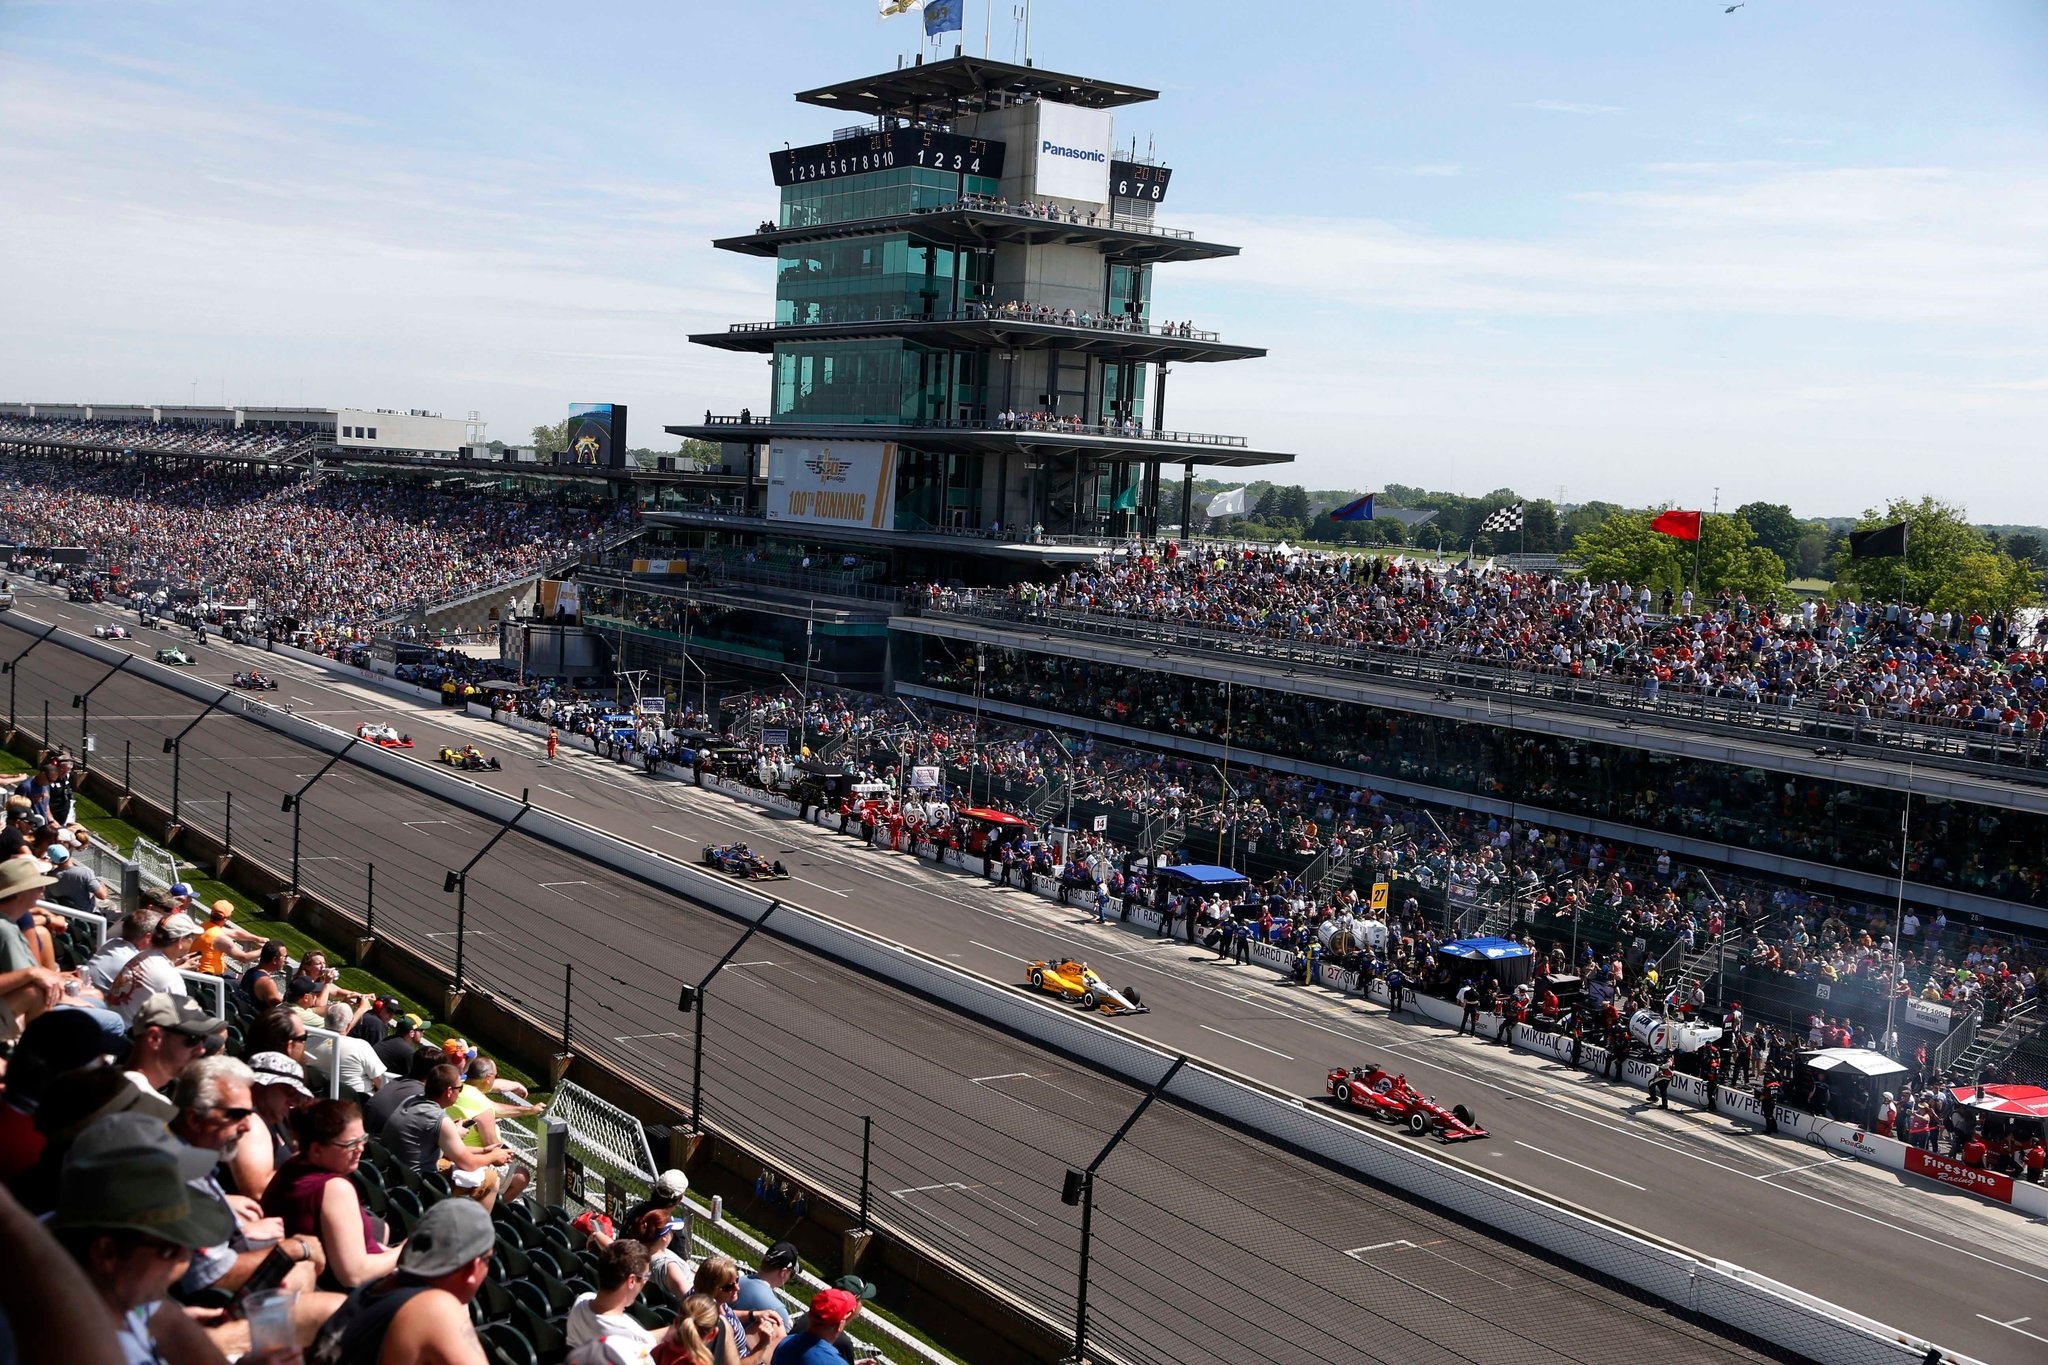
[772,1288,862,1365]
[567,1237,663,1353]
[350,993,402,1048]
[365,1043,445,1134]
[48,1112,247,1365]
[735,1241,801,1330]
[230,1050,316,1200]
[587,1168,690,1254]
[696,1253,787,1363]
[375,1012,431,1075]
[265,1098,397,1289]
[0,1006,134,1187]
[632,1206,696,1303]
[167,1055,329,1299]
[246,1003,310,1063]
[378,1062,523,1210]
[306,1194,495,1365]
[317,999,390,1101]
[0,857,65,1038]
[193,899,261,977]
[124,992,225,1099]
[240,938,290,1009]
[84,906,156,991]
[44,842,109,914]
[101,908,203,1025]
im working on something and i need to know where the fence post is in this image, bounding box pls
[562,962,574,1053]
[365,862,375,938]
[41,699,49,756]
[123,739,131,801]
[858,1115,872,1232]
[223,791,232,859]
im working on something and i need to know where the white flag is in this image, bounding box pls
[1206,487,1249,518]
[879,0,924,15]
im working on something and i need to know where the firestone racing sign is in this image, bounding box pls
[767,440,898,529]
[1904,1145,2015,1200]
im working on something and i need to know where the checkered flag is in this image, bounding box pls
[1478,502,1524,533]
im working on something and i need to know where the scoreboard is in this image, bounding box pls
[773,128,1006,187]
[1110,160,1173,203]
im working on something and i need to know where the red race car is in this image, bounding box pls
[1326,1064,1488,1142]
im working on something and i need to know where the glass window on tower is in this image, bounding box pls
[776,236,960,325]
[1108,263,1152,327]
[779,170,1001,230]
[773,339,979,426]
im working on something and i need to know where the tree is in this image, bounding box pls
[2005,533,2045,568]
[1830,496,2039,612]
[531,419,569,456]
[1569,510,1785,599]
[1735,502,1804,565]
[1275,485,1312,526]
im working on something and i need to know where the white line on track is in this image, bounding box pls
[539,785,576,799]
[538,881,590,895]
[612,1031,685,1044]
[1198,1024,1293,1060]
[1977,1315,2048,1344]
[790,875,847,898]
[1754,1155,1850,1180]
[1513,1140,1647,1190]
[1344,1240,1416,1258]
[968,940,1022,961]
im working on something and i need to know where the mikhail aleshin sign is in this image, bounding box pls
[767,440,898,529]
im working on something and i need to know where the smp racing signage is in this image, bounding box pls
[766,440,898,529]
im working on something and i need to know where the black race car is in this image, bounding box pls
[232,671,279,691]
[702,843,789,881]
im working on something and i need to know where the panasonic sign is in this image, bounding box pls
[1032,100,1113,204]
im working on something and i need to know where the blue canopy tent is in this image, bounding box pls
[1436,936,1536,988]
[1153,863,1255,912]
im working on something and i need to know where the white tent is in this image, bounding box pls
[1799,1048,1908,1079]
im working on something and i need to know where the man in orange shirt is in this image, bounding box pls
[194,900,261,977]
[547,727,560,760]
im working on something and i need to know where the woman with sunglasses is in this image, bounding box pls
[262,1098,402,1289]
[691,1255,784,1365]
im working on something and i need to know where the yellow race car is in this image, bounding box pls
[1024,959,1147,1015]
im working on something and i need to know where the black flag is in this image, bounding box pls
[1848,522,1908,559]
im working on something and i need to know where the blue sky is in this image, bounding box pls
[3,1,2045,519]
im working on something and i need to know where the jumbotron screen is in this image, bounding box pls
[564,403,628,469]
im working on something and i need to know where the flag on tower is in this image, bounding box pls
[924,0,964,35]
[1206,487,1249,518]
[1650,509,1703,541]
[1478,503,1524,533]
[1328,493,1376,522]
[1112,482,1139,512]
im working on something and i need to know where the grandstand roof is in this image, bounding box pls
[794,55,1157,118]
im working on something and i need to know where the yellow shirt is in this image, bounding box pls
[448,1083,492,1148]
[195,925,236,976]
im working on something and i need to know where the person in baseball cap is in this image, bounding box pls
[782,1287,863,1362]
[735,1240,801,1328]
[306,1197,496,1363]
[127,992,227,1095]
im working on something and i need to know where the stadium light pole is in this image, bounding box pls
[163,687,235,829]
[1,622,59,730]
[677,899,779,1134]
[281,736,361,902]
[441,790,534,992]
[1063,1054,1186,1364]
[70,655,132,761]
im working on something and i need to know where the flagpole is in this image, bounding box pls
[985,0,992,57]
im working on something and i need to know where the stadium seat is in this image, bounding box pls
[532,1272,578,1315]
[493,1235,533,1280]
[525,1248,565,1284]
[536,1223,577,1263]
[352,1165,388,1217]
[473,1275,513,1325]
[422,1170,452,1202]
[385,1186,424,1242]
[365,1137,394,1169]
[506,1300,566,1365]
[479,1322,539,1365]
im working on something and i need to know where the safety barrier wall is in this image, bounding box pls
[36,625,1984,1365]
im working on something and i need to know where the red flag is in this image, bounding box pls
[1650,509,1702,541]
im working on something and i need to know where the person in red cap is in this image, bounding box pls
[772,1288,862,1364]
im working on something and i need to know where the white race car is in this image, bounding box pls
[356,722,415,749]
[94,624,129,640]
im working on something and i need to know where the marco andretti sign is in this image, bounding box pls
[767,439,898,530]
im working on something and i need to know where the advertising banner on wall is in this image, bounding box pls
[767,439,897,529]
[1032,100,1113,204]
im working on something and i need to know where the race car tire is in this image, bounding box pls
[1029,970,1044,990]
[1337,1086,1358,1110]
[1453,1104,1477,1129]
[1080,990,1098,1011]
[1124,987,1141,1008]
[1406,1112,1430,1136]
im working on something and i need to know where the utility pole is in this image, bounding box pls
[678,900,779,1132]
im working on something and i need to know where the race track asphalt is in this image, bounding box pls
[8,588,2045,1364]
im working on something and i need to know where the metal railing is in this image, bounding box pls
[694,412,1249,448]
[729,307,1219,343]
[947,196,1198,241]
[916,600,2048,786]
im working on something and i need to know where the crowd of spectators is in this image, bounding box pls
[0,416,318,460]
[927,545,2048,740]
[0,458,620,632]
